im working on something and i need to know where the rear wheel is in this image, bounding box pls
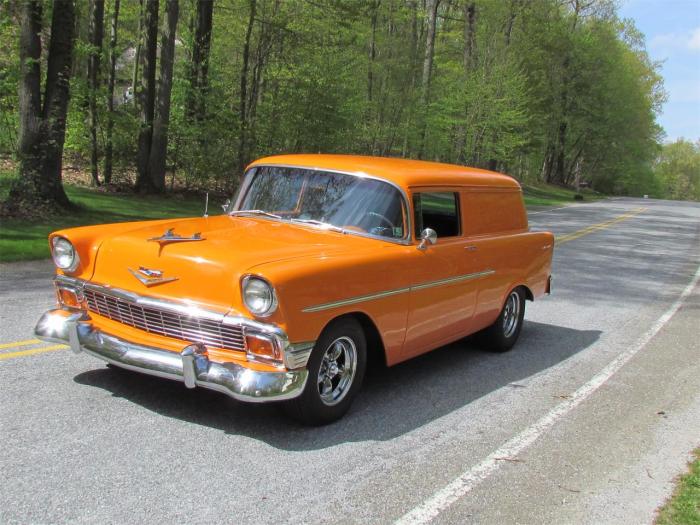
[283,318,366,425]
[478,287,526,352]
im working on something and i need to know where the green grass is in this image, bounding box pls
[522,182,604,207]
[1,173,208,262]
[656,451,700,525]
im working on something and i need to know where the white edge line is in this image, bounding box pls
[528,205,572,215]
[395,263,700,525]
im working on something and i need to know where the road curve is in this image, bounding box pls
[1,197,698,524]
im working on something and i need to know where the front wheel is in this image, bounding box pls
[283,318,366,425]
[478,287,526,352]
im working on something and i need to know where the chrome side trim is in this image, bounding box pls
[411,270,495,291]
[34,309,309,403]
[302,270,495,313]
[232,164,414,246]
[302,287,411,313]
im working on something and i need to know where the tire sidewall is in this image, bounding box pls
[483,287,526,352]
[294,317,367,424]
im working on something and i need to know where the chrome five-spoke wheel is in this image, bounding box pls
[502,290,521,338]
[283,318,367,425]
[478,287,526,352]
[318,336,358,406]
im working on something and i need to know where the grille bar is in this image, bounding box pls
[84,289,245,351]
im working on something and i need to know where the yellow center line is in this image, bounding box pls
[0,338,42,350]
[0,344,68,361]
[556,207,646,244]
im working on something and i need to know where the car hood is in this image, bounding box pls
[90,215,370,310]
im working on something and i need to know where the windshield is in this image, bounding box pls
[236,166,407,240]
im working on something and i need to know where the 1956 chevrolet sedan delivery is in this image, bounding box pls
[35,154,553,424]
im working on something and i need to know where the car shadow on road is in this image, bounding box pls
[73,320,601,450]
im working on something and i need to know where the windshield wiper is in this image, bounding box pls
[290,218,346,233]
[228,209,284,220]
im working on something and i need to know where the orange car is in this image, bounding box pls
[35,155,553,424]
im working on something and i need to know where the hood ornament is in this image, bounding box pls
[128,266,179,287]
[148,228,205,244]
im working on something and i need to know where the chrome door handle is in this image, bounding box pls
[464,245,477,251]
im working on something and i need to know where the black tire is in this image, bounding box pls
[478,287,526,352]
[283,318,367,425]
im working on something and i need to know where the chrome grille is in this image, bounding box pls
[83,289,245,351]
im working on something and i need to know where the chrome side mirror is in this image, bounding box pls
[417,228,437,251]
[221,199,231,213]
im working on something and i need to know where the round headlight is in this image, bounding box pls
[51,237,79,272]
[242,276,277,316]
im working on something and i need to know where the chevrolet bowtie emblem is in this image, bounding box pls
[128,266,179,287]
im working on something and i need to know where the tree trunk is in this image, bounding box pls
[8,0,75,213]
[463,2,475,70]
[147,0,179,192]
[132,0,143,93]
[417,0,440,159]
[16,0,43,183]
[104,0,120,184]
[88,0,104,186]
[237,0,257,178]
[505,0,518,46]
[186,0,214,122]
[367,1,380,104]
[136,0,159,191]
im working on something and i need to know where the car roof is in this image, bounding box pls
[248,154,521,190]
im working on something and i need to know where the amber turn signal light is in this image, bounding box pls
[57,288,81,309]
[245,332,281,362]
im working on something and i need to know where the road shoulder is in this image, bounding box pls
[438,282,700,525]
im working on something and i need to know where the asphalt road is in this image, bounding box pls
[1,197,699,525]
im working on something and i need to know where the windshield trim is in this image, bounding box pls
[231,164,413,246]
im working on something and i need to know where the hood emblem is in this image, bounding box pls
[128,266,179,287]
[148,228,205,244]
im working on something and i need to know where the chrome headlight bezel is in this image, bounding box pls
[51,236,80,273]
[241,275,278,317]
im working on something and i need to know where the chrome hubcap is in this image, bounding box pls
[503,291,521,338]
[317,336,357,406]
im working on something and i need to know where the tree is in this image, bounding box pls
[135,0,159,191]
[237,0,257,176]
[186,0,214,122]
[6,0,75,213]
[88,0,105,186]
[104,0,120,184]
[147,0,179,191]
[417,0,440,159]
[655,140,700,201]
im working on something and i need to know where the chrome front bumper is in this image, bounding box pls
[35,309,309,403]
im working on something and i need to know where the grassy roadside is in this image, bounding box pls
[1,173,207,262]
[656,450,700,525]
[0,170,603,263]
[522,182,603,207]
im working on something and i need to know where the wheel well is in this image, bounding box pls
[518,285,534,301]
[323,312,387,369]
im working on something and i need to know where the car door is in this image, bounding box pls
[402,190,481,359]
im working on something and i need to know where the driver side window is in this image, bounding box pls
[413,192,461,238]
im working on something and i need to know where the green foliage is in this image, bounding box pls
[0,5,19,154]
[653,139,700,201]
[0,0,679,199]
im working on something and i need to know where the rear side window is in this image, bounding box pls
[413,192,460,238]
